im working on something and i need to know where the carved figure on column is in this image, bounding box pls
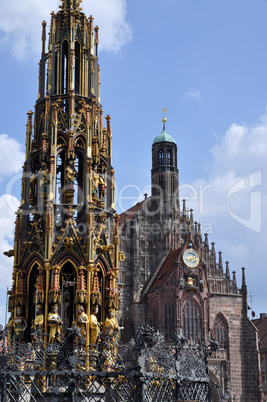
[66,161,76,187]
[39,162,49,199]
[48,304,62,343]
[103,309,119,345]
[98,175,106,203]
[65,160,77,204]
[13,307,27,343]
[92,169,100,202]
[32,305,44,340]
[7,312,14,344]
[74,304,89,340]
[29,172,37,206]
[89,304,100,344]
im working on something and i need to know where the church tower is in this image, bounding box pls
[151,117,179,219]
[7,0,120,346]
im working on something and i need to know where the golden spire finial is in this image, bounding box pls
[60,0,82,11]
[162,108,168,129]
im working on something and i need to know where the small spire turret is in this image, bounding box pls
[182,199,186,215]
[225,261,230,279]
[242,266,247,289]
[197,223,202,240]
[218,251,223,269]
[241,267,248,314]
[232,271,237,287]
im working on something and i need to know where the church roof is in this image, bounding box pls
[146,248,182,294]
[152,129,176,145]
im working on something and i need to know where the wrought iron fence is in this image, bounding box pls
[0,325,218,401]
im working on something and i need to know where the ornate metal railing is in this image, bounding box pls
[0,325,218,401]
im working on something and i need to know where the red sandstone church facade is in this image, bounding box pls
[119,123,261,400]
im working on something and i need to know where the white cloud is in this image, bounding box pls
[83,0,132,53]
[182,111,267,317]
[185,114,267,232]
[0,194,18,288]
[0,0,132,61]
[0,134,25,180]
[0,194,18,325]
[211,113,267,174]
[185,90,202,102]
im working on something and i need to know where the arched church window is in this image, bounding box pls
[54,51,58,94]
[60,262,77,335]
[158,149,164,167]
[26,263,39,342]
[56,150,65,204]
[62,40,69,94]
[74,41,81,94]
[74,151,84,206]
[164,299,175,341]
[166,146,171,166]
[213,314,228,349]
[182,298,202,341]
[148,300,158,330]
[152,308,158,329]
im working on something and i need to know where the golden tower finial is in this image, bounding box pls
[162,108,168,129]
[60,0,82,11]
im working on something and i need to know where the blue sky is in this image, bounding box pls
[0,0,267,324]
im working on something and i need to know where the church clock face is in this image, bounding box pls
[183,249,200,268]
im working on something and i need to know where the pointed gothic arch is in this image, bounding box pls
[166,145,171,168]
[92,258,108,323]
[74,148,85,206]
[62,40,69,94]
[56,147,66,205]
[213,313,229,351]
[59,259,78,335]
[147,298,159,330]
[158,148,164,168]
[74,41,81,94]
[182,297,202,341]
[26,261,42,342]
[164,298,175,341]
[74,134,86,148]
[57,132,67,147]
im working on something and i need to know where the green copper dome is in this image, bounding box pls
[153,129,176,145]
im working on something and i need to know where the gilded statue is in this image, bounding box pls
[103,309,119,345]
[66,164,76,183]
[89,305,100,344]
[29,172,37,205]
[98,176,107,201]
[7,313,14,344]
[75,305,89,339]
[92,170,106,202]
[48,304,62,343]
[39,162,49,192]
[32,305,44,340]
